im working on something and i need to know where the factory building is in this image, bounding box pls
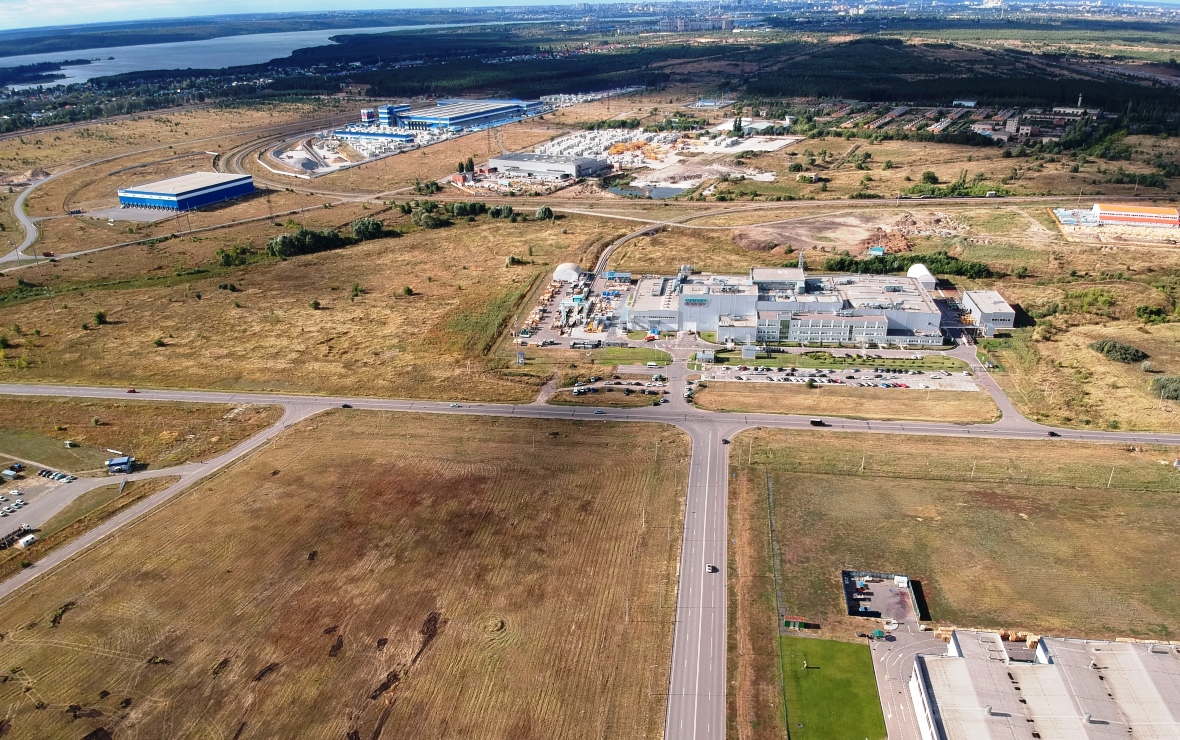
[377,104,411,126]
[360,108,376,124]
[620,263,946,346]
[397,99,544,131]
[488,152,610,180]
[117,173,254,211]
[333,130,415,143]
[962,290,1015,337]
[909,629,1180,740]
[1093,203,1179,228]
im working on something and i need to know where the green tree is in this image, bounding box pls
[732,116,743,136]
[465,157,475,172]
[921,170,939,184]
[350,217,383,241]
[93,311,108,325]
[309,299,321,310]
[403,286,414,296]
[535,206,554,220]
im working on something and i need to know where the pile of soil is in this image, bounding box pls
[856,227,912,254]
[733,227,784,251]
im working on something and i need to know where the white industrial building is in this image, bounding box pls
[907,263,938,291]
[910,629,1180,740]
[488,153,610,180]
[962,290,1015,336]
[620,263,946,346]
[553,262,582,282]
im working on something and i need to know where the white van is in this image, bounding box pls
[646,362,659,368]
[16,534,35,548]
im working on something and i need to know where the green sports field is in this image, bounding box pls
[780,636,886,740]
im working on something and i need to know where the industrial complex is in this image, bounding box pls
[550,259,1014,346]
[487,152,610,180]
[117,173,255,211]
[910,629,1180,740]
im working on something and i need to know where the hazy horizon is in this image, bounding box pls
[1,0,1177,34]
[0,0,612,33]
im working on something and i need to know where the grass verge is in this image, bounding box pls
[694,384,1000,424]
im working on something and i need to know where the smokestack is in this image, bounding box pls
[1078,94,1083,107]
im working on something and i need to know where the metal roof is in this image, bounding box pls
[916,630,1180,740]
[964,290,1014,315]
[119,172,251,197]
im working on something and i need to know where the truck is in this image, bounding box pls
[809,419,826,427]
[0,470,18,482]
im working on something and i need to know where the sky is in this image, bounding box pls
[0,0,581,32]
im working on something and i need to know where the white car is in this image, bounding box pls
[706,564,718,573]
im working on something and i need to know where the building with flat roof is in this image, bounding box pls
[332,129,415,143]
[1093,203,1179,228]
[377,104,411,126]
[397,99,544,131]
[117,173,254,211]
[620,263,946,346]
[962,290,1015,336]
[909,629,1180,740]
[488,152,609,180]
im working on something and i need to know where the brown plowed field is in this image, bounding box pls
[0,411,689,739]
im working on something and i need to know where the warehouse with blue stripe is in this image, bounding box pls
[117,173,255,211]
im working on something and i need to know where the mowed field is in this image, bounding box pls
[0,397,280,470]
[694,383,1000,423]
[0,411,689,739]
[728,428,1180,740]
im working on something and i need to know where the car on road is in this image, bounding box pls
[706,564,717,573]
[1047,431,1060,437]
[594,409,604,414]
[449,403,460,407]
[340,403,352,408]
[126,388,137,393]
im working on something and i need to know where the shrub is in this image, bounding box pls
[153,337,165,347]
[93,311,108,325]
[1151,376,1180,400]
[1089,339,1147,363]
[535,206,554,220]
[403,286,414,296]
[350,217,383,241]
[266,227,346,259]
[309,299,321,310]
[921,170,939,184]
[1135,305,1168,324]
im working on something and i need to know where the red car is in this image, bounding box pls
[126,389,137,393]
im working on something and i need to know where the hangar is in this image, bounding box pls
[117,173,255,211]
[489,153,610,180]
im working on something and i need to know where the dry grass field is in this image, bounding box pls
[0,411,689,740]
[983,322,1180,432]
[547,388,660,407]
[607,227,788,276]
[0,477,178,581]
[694,383,1000,423]
[0,214,623,401]
[727,427,1180,738]
[0,397,280,470]
[714,134,1180,201]
[0,101,349,176]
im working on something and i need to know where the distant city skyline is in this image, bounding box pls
[0,0,609,33]
[1,0,1177,33]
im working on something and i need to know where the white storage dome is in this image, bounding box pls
[907,263,937,290]
[554,263,582,282]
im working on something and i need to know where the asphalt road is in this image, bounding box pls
[3,379,1180,740]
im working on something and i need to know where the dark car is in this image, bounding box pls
[1047,431,1060,437]
[341,403,352,409]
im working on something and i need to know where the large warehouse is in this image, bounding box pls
[1093,203,1179,228]
[619,263,947,346]
[909,629,1180,740]
[397,99,544,131]
[117,173,255,211]
[962,290,1015,336]
[489,152,610,180]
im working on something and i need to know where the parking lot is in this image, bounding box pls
[0,467,73,527]
[700,365,980,392]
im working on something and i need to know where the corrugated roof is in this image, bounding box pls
[120,172,251,196]
[1095,204,1179,217]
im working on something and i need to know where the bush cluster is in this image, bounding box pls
[1089,339,1148,363]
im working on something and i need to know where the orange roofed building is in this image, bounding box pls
[1093,203,1179,228]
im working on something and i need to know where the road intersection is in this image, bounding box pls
[1,371,1179,740]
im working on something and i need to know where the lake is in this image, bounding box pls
[1,24,472,89]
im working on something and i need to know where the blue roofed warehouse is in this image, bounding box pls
[117,173,255,211]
